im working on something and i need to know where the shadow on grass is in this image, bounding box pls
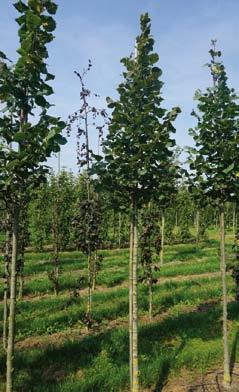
[0,302,237,391]
[154,339,186,392]
[230,330,238,376]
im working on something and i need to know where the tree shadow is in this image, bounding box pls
[0,301,239,391]
[154,339,186,391]
[230,330,238,376]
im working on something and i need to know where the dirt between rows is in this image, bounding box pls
[161,364,239,392]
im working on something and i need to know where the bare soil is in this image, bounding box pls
[161,364,239,392]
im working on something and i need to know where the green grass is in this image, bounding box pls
[0,230,238,391]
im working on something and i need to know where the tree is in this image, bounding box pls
[189,41,239,388]
[0,2,66,390]
[68,62,108,327]
[72,173,104,326]
[93,13,180,391]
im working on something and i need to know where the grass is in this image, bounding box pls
[0,229,238,391]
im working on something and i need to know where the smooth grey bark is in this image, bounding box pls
[131,196,139,392]
[219,204,231,388]
[129,217,133,388]
[6,207,19,392]
[3,216,11,351]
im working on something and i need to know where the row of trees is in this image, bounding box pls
[1,2,239,391]
[0,2,66,391]
[90,18,239,392]
[4,171,235,253]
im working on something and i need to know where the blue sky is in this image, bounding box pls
[1,0,239,172]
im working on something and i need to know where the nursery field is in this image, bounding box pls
[0,229,238,392]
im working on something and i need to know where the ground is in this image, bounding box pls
[0,228,239,391]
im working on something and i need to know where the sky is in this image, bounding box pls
[1,0,239,172]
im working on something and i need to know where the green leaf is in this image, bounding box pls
[45,73,55,81]
[0,51,7,60]
[13,1,28,13]
[35,95,48,107]
[45,1,58,15]
[223,163,235,174]
[26,11,41,28]
[57,121,66,129]
[41,16,56,32]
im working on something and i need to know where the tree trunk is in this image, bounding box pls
[3,217,11,352]
[92,252,97,292]
[118,212,122,250]
[160,212,165,266]
[131,196,139,392]
[129,217,133,388]
[54,264,59,296]
[87,254,92,328]
[6,207,19,392]
[148,280,152,322]
[232,203,239,301]
[219,204,231,388]
[196,210,200,245]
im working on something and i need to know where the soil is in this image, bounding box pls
[162,364,239,392]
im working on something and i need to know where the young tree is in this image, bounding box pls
[0,2,66,390]
[189,41,239,388]
[72,173,104,325]
[68,63,108,326]
[93,13,180,391]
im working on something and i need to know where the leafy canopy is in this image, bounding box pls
[189,41,239,204]
[0,0,66,202]
[93,13,180,205]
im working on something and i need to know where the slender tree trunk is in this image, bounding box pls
[196,210,200,245]
[3,217,11,351]
[160,212,165,266]
[92,252,97,292]
[131,196,139,392]
[148,280,152,322]
[54,263,59,296]
[232,203,239,301]
[129,215,134,388]
[6,207,19,392]
[118,212,122,250]
[87,255,92,314]
[219,204,231,388]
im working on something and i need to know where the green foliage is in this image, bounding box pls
[139,204,160,286]
[28,182,51,251]
[50,171,76,251]
[189,41,239,205]
[0,0,66,207]
[176,186,194,242]
[93,13,180,206]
